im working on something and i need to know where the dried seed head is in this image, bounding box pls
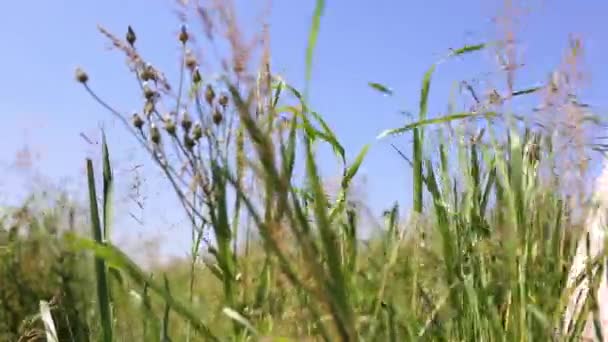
[192,68,202,84]
[205,85,215,105]
[141,64,155,82]
[126,26,136,46]
[219,93,229,108]
[150,123,161,144]
[132,112,144,129]
[185,51,197,70]
[164,115,176,136]
[143,100,155,117]
[192,122,203,140]
[143,84,156,100]
[75,67,88,83]
[184,134,195,151]
[488,89,502,105]
[212,108,223,125]
[181,111,192,132]
[179,24,189,44]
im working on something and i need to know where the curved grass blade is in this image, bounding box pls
[64,234,219,341]
[305,0,325,99]
[368,82,394,96]
[449,43,486,57]
[377,112,497,139]
[222,307,259,336]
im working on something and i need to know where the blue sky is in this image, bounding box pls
[1,1,607,259]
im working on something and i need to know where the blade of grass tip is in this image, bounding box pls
[101,131,113,242]
[64,234,219,341]
[413,63,436,214]
[512,86,543,97]
[330,144,370,221]
[86,159,113,342]
[310,110,345,164]
[304,0,325,101]
[40,300,59,342]
[368,82,394,96]
[448,43,486,58]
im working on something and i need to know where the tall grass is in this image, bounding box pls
[2,1,606,341]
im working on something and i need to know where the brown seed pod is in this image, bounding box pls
[184,134,195,151]
[143,84,156,100]
[179,24,189,44]
[192,68,202,84]
[181,111,192,132]
[140,64,155,82]
[219,93,229,108]
[164,115,176,136]
[132,113,144,129]
[150,123,161,144]
[143,100,155,117]
[126,25,136,46]
[192,122,203,140]
[212,108,223,125]
[205,84,215,105]
[75,68,88,83]
[185,51,197,70]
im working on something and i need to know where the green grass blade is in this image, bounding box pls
[368,82,394,96]
[86,158,113,342]
[305,0,325,99]
[377,112,497,139]
[101,130,113,242]
[65,234,219,341]
[449,43,486,57]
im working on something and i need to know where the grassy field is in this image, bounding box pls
[1,1,605,341]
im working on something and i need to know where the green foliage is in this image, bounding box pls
[2,3,604,342]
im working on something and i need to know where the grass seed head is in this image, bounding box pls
[126,25,136,46]
[150,123,161,144]
[75,67,89,83]
[132,112,144,130]
[184,134,195,151]
[143,83,156,100]
[192,122,203,140]
[205,84,215,105]
[192,68,202,84]
[179,24,189,44]
[219,93,229,108]
[141,64,156,82]
[164,115,176,136]
[212,108,223,125]
[181,111,192,132]
[185,51,197,70]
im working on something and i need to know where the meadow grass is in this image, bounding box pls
[1,1,606,341]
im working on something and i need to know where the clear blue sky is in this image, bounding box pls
[1,1,607,259]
